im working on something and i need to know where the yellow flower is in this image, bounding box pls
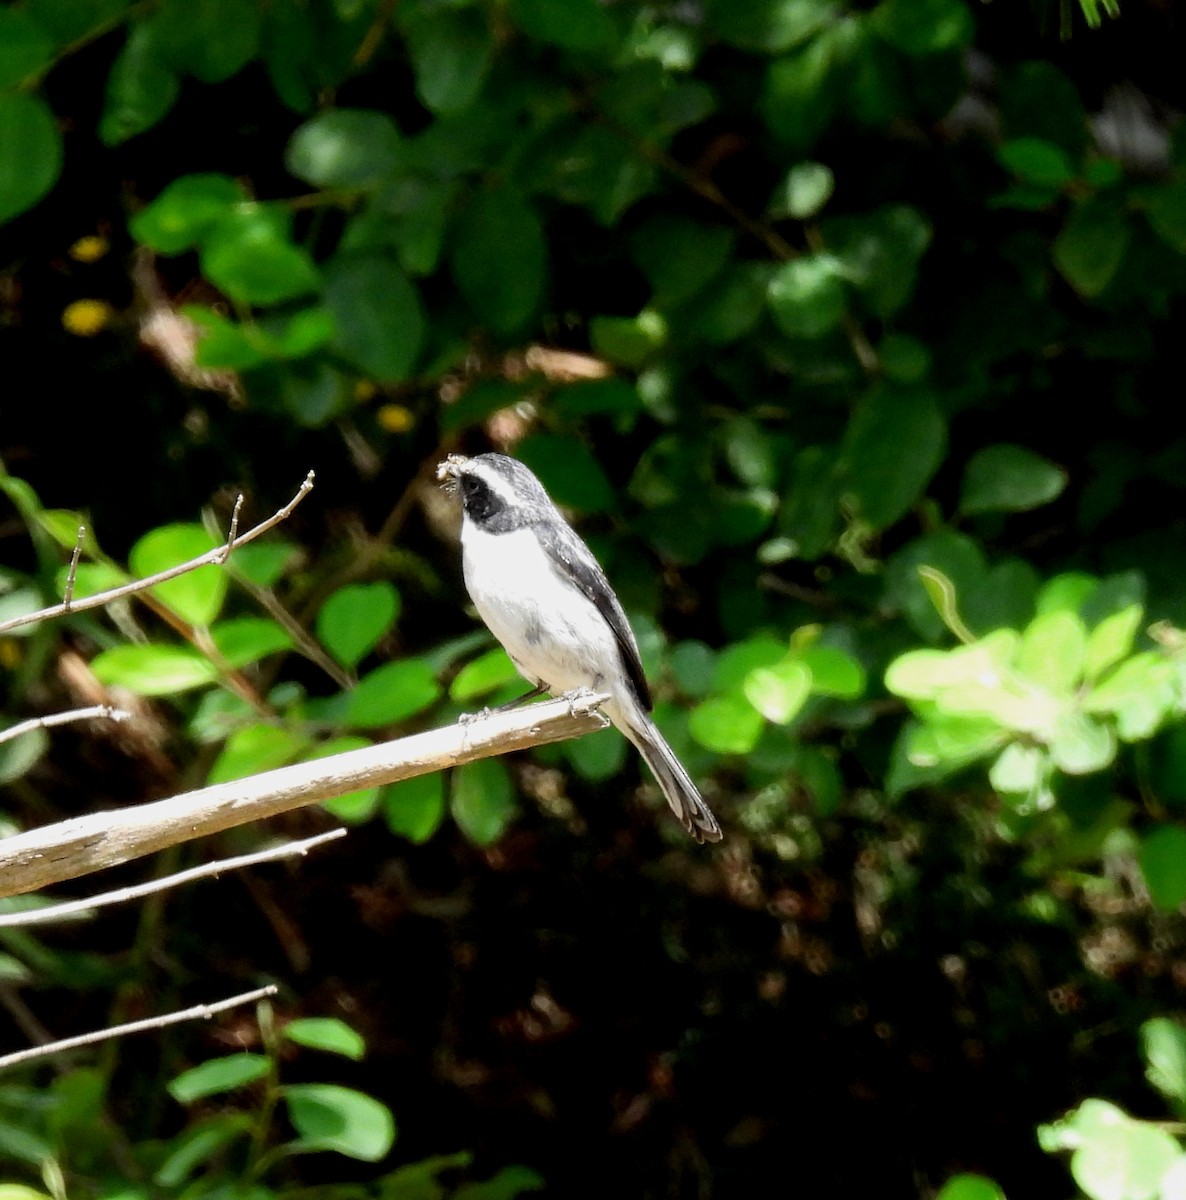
[69,235,109,263]
[377,403,415,433]
[62,299,113,336]
[354,379,378,402]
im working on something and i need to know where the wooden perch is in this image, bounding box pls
[0,694,610,899]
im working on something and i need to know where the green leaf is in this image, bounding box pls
[131,174,244,254]
[744,659,812,724]
[284,1017,366,1060]
[688,695,765,755]
[454,1165,547,1200]
[708,0,838,55]
[562,725,628,782]
[187,308,271,369]
[451,648,521,702]
[1084,605,1143,682]
[383,773,447,842]
[99,23,180,145]
[201,205,321,306]
[1015,611,1087,694]
[209,617,295,668]
[802,645,866,698]
[870,0,973,55]
[323,254,424,382]
[451,188,546,334]
[280,358,349,426]
[1070,1113,1180,1200]
[129,523,226,625]
[768,161,834,219]
[714,635,788,690]
[228,540,300,588]
[451,757,516,845]
[885,631,1019,701]
[682,263,773,346]
[285,109,402,189]
[284,1084,396,1162]
[0,9,55,88]
[508,0,616,52]
[1083,653,1174,717]
[0,1127,53,1169]
[879,333,932,382]
[516,434,615,512]
[589,311,667,367]
[827,204,932,317]
[1141,1017,1186,1106]
[767,254,846,339]
[760,30,845,150]
[632,216,735,305]
[1053,198,1130,298]
[0,93,63,225]
[308,736,381,822]
[1048,712,1116,775]
[207,723,307,784]
[317,582,400,670]
[1144,179,1186,254]
[841,386,946,530]
[91,644,219,695]
[405,8,493,114]
[0,728,48,787]
[989,741,1046,795]
[998,138,1076,187]
[348,659,441,728]
[151,0,261,84]
[935,1175,1006,1200]
[154,1115,252,1187]
[169,1054,270,1104]
[961,444,1068,515]
[1140,826,1186,912]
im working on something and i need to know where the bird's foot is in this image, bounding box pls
[458,707,494,726]
[559,687,611,727]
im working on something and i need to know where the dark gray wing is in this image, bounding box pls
[537,521,652,711]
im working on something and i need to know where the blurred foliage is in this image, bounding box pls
[2,0,1186,1195]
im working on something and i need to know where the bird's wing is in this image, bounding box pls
[536,522,652,710]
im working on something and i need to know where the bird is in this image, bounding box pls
[437,452,722,843]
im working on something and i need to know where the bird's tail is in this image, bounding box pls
[621,711,722,843]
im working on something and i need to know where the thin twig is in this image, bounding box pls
[0,828,347,928]
[63,526,86,611]
[219,493,245,564]
[0,704,131,747]
[0,693,612,898]
[0,984,278,1072]
[0,472,316,637]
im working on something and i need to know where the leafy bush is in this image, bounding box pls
[3,0,1186,1195]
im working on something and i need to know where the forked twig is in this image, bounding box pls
[0,472,316,637]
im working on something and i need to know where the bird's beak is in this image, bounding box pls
[436,454,469,491]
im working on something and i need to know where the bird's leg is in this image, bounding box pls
[458,684,548,725]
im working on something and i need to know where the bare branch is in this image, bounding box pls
[0,693,611,899]
[0,828,347,928]
[0,472,316,637]
[0,984,278,1072]
[0,704,131,748]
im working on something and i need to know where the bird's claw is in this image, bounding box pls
[560,688,610,727]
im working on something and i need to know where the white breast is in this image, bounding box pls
[460,521,623,697]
